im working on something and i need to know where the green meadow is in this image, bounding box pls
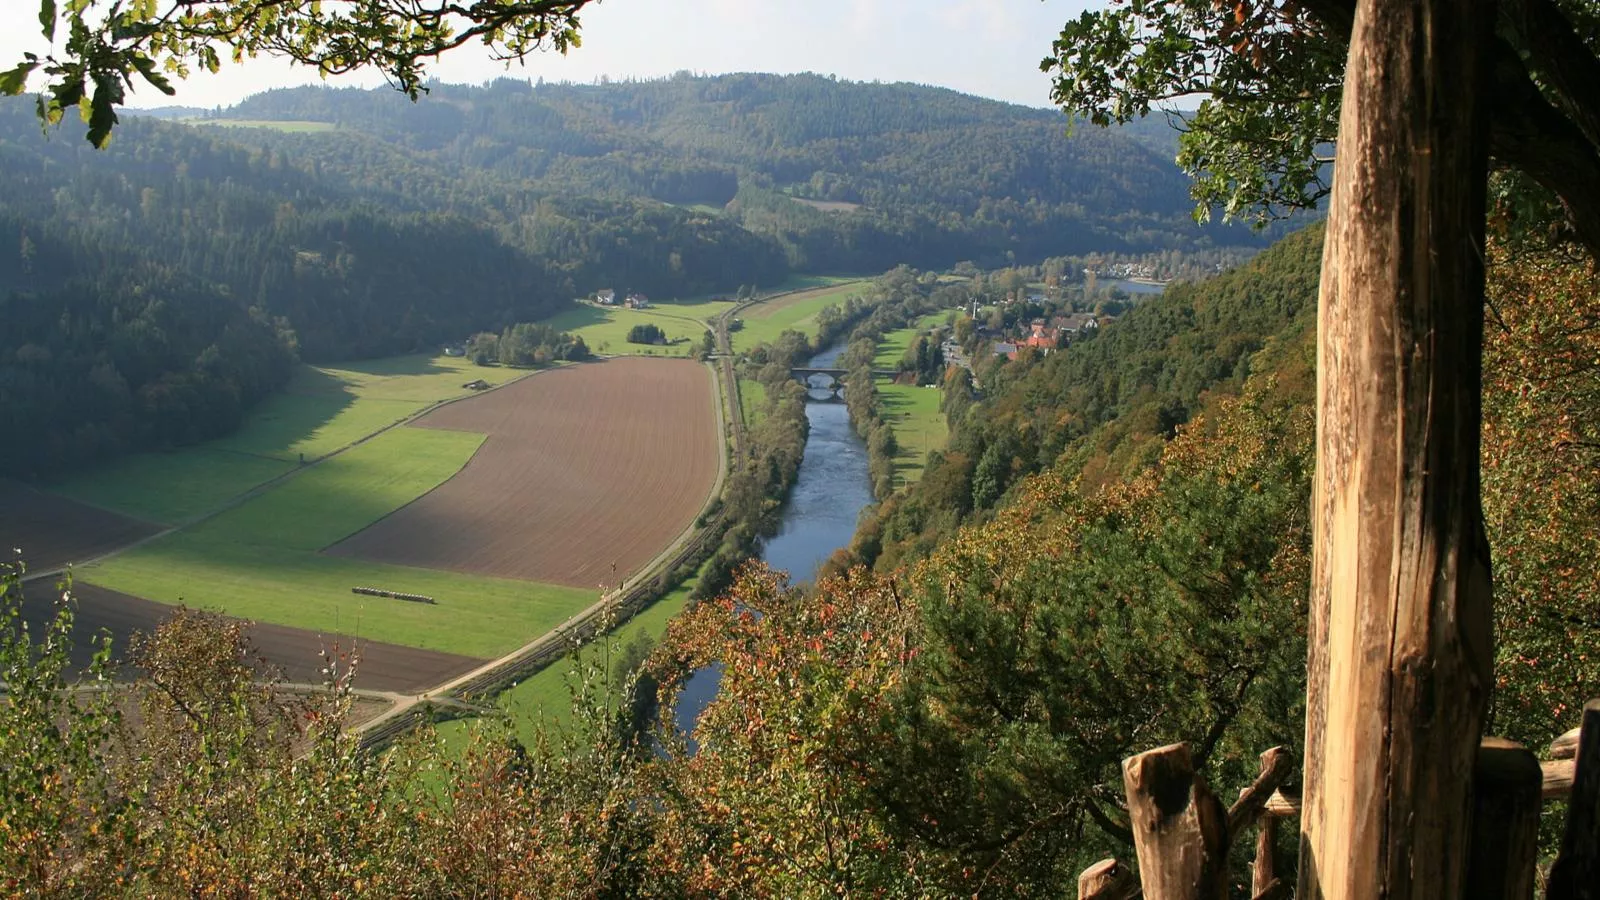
[53,355,493,524]
[872,311,953,370]
[738,377,768,426]
[433,565,701,751]
[78,427,596,659]
[877,381,947,489]
[730,281,868,353]
[544,303,714,357]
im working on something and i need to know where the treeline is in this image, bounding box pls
[691,331,815,602]
[464,323,588,367]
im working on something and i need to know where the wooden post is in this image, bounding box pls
[1122,743,1227,900]
[1078,858,1137,900]
[1252,817,1278,897]
[1547,699,1600,900]
[1299,0,1497,898]
[1465,737,1542,900]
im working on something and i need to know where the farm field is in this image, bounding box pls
[53,354,496,524]
[433,564,702,751]
[76,425,609,658]
[544,303,716,357]
[731,281,868,353]
[0,481,162,575]
[877,380,948,489]
[16,580,483,693]
[330,358,721,589]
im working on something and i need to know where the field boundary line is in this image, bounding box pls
[355,356,737,749]
[28,365,545,587]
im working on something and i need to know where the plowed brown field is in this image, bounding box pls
[327,357,719,590]
[17,579,484,693]
[0,480,161,574]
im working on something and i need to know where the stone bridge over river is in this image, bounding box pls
[790,367,898,399]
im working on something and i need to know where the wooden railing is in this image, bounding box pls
[1080,699,1600,900]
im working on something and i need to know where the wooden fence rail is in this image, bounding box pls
[1082,699,1600,900]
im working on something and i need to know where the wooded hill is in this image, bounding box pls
[209,73,1262,271]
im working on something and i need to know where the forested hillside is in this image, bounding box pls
[213,73,1260,271]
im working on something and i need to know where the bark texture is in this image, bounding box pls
[1298,0,1497,897]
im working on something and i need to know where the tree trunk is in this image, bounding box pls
[1298,0,1497,898]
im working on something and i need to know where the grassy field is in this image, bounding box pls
[77,427,597,658]
[433,567,700,751]
[53,355,492,524]
[877,380,948,489]
[738,377,768,426]
[731,281,868,353]
[544,303,715,357]
[872,312,956,370]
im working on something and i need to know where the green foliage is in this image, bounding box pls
[468,322,588,367]
[626,323,667,345]
[5,0,594,147]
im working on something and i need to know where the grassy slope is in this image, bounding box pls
[79,426,596,658]
[731,282,867,353]
[53,355,492,524]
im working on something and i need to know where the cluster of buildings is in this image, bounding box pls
[991,313,1100,360]
[595,289,651,309]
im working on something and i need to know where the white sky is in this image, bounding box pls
[1,0,1103,110]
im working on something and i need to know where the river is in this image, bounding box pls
[673,343,876,738]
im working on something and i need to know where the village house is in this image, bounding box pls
[1052,312,1099,341]
[992,341,1019,360]
[596,289,617,305]
[625,293,651,309]
[1024,318,1058,350]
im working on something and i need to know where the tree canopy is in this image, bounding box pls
[1044,0,1600,255]
[2,0,596,146]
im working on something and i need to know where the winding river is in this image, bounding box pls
[673,343,876,737]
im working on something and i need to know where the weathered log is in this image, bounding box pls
[1546,699,1600,900]
[1078,858,1139,900]
[1544,759,1576,801]
[1551,726,1582,760]
[1264,789,1301,819]
[1229,746,1294,836]
[1299,0,1496,897]
[1122,743,1227,900]
[1253,816,1279,897]
[1464,737,1542,900]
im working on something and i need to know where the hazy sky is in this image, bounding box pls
[2,0,1102,110]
